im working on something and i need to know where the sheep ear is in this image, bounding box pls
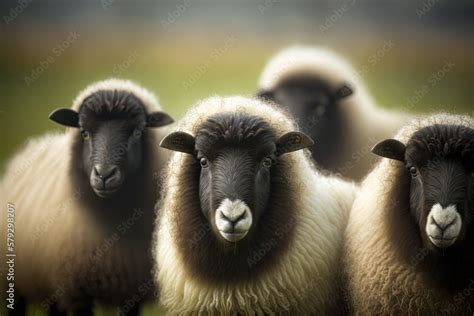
[276,132,314,156]
[256,90,275,101]
[49,108,79,127]
[372,139,406,162]
[333,83,354,101]
[160,131,195,155]
[147,111,174,128]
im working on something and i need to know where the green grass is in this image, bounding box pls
[23,303,166,316]
[1,43,472,171]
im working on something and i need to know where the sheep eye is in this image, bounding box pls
[133,129,142,138]
[199,157,209,168]
[409,166,418,177]
[81,130,90,140]
[263,157,273,168]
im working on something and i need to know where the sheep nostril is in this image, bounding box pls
[107,167,117,179]
[432,217,456,232]
[222,215,236,224]
[93,167,101,178]
[92,165,121,187]
[234,212,246,223]
[221,210,246,225]
[221,213,232,223]
[94,165,117,180]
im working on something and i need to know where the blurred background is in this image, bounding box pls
[2,0,473,171]
[0,0,472,313]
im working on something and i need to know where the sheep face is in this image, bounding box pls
[49,90,173,198]
[257,75,352,162]
[373,124,474,250]
[161,112,313,245]
[197,144,270,243]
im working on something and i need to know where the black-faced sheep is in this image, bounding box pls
[256,46,411,181]
[154,96,358,315]
[0,79,174,315]
[343,113,474,315]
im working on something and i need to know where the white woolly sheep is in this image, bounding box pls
[0,79,174,315]
[256,46,412,181]
[154,95,358,315]
[343,113,474,315]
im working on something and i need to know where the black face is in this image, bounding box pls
[269,77,332,119]
[160,112,314,244]
[196,134,275,243]
[78,113,145,198]
[373,124,474,250]
[49,89,174,199]
[257,75,353,156]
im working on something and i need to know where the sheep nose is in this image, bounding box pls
[221,207,247,224]
[218,202,250,227]
[92,164,121,189]
[425,204,462,248]
[94,165,117,181]
[215,199,253,242]
[431,216,456,232]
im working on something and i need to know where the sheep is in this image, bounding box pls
[153,95,359,315]
[0,79,174,316]
[342,113,474,315]
[256,46,411,181]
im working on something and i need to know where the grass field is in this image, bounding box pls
[1,40,472,170]
[22,304,166,316]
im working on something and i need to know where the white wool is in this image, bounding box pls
[343,113,473,314]
[71,78,161,113]
[258,46,360,92]
[257,46,413,181]
[1,133,85,300]
[154,96,359,315]
[257,45,408,124]
[0,81,170,308]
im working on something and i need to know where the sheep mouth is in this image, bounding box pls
[92,186,121,198]
[219,230,249,242]
[428,235,458,248]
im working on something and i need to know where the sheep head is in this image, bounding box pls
[257,75,352,165]
[373,124,474,250]
[257,75,353,117]
[49,89,173,199]
[161,112,313,245]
